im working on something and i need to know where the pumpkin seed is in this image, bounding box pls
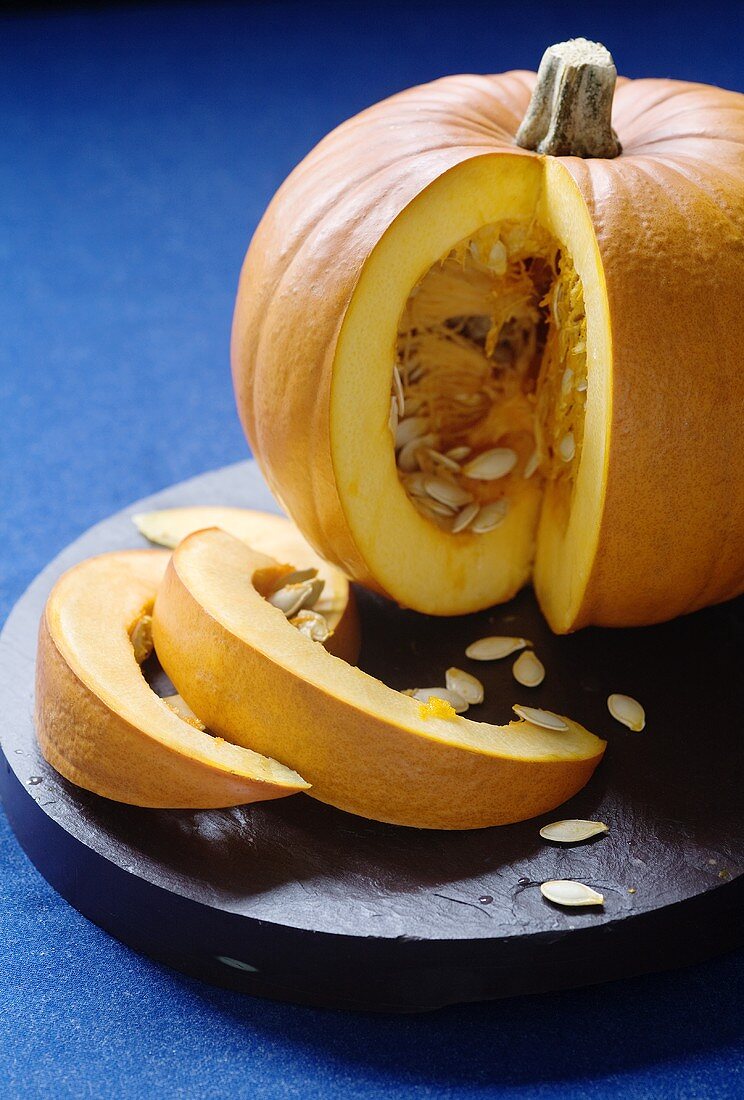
[290,609,331,642]
[523,449,539,479]
[512,705,568,731]
[423,498,457,517]
[398,433,437,471]
[487,240,507,274]
[471,499,509,533]
[512,650,545,687]
[411,687,469,714]
[576,377,588,393]
[393,364,405,411]
[446,445,472,462]
[607,693,646,731]
[426,448,461,472]
[268,567,318,594]
[446,667,484,705]
[267,578,325,617]
[388,396,399,436]
[539,820,609,844]
[466,636,530,661]
[463,448,518,481]
[452,501,480,534]
[558,432,576,463]
[561,367,574,394]
[403,472,429,497]
[396,416,430,450]
[424,475,473,509]
[540,880,604,907]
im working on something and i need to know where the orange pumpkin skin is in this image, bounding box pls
[231,72,744,630]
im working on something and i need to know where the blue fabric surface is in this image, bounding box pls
[1,2,743,1096]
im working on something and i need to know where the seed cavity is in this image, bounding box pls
[607,693,646,731]
[540,880,604,907]
[267,567,318,594]
[445,667,484,705]
[466,636,530,661]
[512,650,545,687]
[462,448,518,481]
[512,704,568,731]
[539,820,609,844]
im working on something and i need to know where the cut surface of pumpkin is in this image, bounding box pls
[35,550,309,808]
[233,39,744,632]
[133,505,359,662]
[152,527,606,830]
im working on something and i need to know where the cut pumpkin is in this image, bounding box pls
[232,39,744,631]
[36,550,309,807]
[133,505,359,662]
[152,527,606,829]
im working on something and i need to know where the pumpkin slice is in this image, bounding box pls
[152,527,606,829]
[233,40,744,631]
[36,550,309,807]
[133,506,359,662]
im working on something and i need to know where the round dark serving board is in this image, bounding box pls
[1,461,742,1012]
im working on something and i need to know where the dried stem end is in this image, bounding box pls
[516,38,622,159]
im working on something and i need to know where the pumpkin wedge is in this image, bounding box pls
[133,505,359,662]
[152,528,606,829]
[232,38,744,631]
[36,550,309,807]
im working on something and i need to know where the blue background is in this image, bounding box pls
[2,2,743,1096]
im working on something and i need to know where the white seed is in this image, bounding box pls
[561,367,574,394]
[512,650,545,687]
[398,433,437,471]
[412,687,469,713]
[446,667,484,705]
[607,693,646,731]
[446,445,472,462]
[454,392,484,407]
[523,449,539,479]
[558,432,576,463]
[388,395,399,436]
[576,378,588,393]
[471,499,509,533]
[396,416,430,450]
[487,240,507,274]
[290,609,331,643]
[452,501,480,534]
[466,636,530,661]
[463,448,518,481]
[424,498,457,517]
[468,240,481,262]
[512,704,569,731]
[424,475,473,509]
[392,364,405,412]
[403,471,428,497]
[426,448,461,472]
[540,880,604,907]
[268,567,317,594]
[267,578,324,617]
[539,820,609,844]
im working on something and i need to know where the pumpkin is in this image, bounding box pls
[231,39,744,632]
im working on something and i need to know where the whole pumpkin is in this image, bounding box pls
[231,39,744,632]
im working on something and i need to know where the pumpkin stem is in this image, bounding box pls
[516,38,622,158]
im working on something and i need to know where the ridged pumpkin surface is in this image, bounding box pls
[232,72,744,631]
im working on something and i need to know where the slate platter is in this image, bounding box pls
[1,460,742,1011]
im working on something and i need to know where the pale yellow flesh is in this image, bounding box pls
[153,528,606,829]
[332,154,609,626]
[36,550,308,807]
